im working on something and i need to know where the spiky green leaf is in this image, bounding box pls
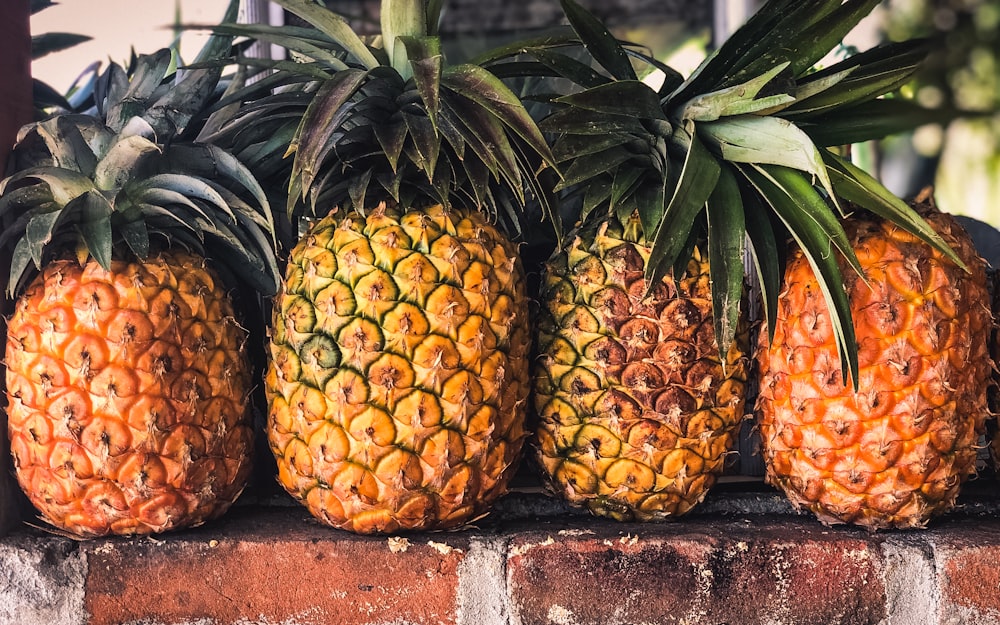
[0,183,53,219]
[120,219,151,260]
[633,176,667,246]
[468,27,578,66]
[442,64,557,172]
[383,0,426,78]
[699,115,835,204]
[9,238,34,297]
[555,80,666,120]
[272,0,379,70]
[206,22,348,71]
[645,127,720,287]
[540,107,647,135]
[168,143,274,238]
[132,186,212,224]
[26,208,63,268]
[552,133,633,163]
[94,134,161,190]
[78,189,114,270]
[1,167,94,205]
[288,67,369,212]
[559,0,636,80]
[400,37,443,129]
[743,187,782,344]
[106,48,172,131]
[782,49,926,117]
[743,164,861,385]
[404,112,440,181]
[669,0,822,101]
[734,0,882,84]
[800,99,953,147]
[34,117,101,178]
[705,166,745,367]
[144,173,235,221]
[523,47,610,88]
[679,62,792,122]
[31,32,91,60]
[555,147,633,192]
[822,150,964,268]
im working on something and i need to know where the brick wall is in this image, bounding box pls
[4,491,1000,625]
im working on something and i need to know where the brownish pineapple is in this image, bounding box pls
[534,216,747,520]
[756,197,991,529]
[1,38,279,537]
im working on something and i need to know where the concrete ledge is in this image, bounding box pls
[3,484,1000,625]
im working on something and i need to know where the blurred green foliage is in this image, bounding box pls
[882,0,1000,223]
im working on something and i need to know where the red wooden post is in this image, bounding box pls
[0,0,32,175]
[0,0,32,535]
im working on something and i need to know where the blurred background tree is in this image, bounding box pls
[27,0,1000,229]
[879,0,1000,224]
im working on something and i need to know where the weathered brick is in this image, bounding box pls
[930,518,1000,625]
[0,534,86,625]
[82,507,469,625]
[507,517,888,625]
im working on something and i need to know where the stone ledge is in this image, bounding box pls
[2,485,1000,625]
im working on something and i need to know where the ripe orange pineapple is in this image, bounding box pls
[756,198,991,528]
[233,0,555,533]
[1,37,279,537]
[6,253,256,536]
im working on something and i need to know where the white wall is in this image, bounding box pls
[31,0,232,92]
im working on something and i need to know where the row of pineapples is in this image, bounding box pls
[1,0,995,537]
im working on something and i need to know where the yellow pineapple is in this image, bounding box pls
[1,36,279,537]
[242,0,556,533]
[757,197,991,528]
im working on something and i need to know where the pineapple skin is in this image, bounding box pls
[757,209,992,529]
[533,215,748,521]
[265,203,530,534]
[5,252,253,537]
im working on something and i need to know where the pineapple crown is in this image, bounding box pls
[486,0,963,384]
[202,0,559,238]
[0,0,280,298]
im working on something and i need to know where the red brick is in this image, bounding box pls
[82,507,468,625]
[507,518,887,625]
[932,518,1000,623]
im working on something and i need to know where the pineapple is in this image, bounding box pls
[757,194,991,528]
[1,24,280,537]
[534,216,748,521]
[517,0,965,522]
[239,0,556,533]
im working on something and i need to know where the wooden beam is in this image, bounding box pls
[0,0,32,536]
[0,0,32,176]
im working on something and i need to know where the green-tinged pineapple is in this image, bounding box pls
[510,0,963,522]
[757,195,991,529]
[534,215,747,520]
[1,19,280,537]
[244,0,556,533]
